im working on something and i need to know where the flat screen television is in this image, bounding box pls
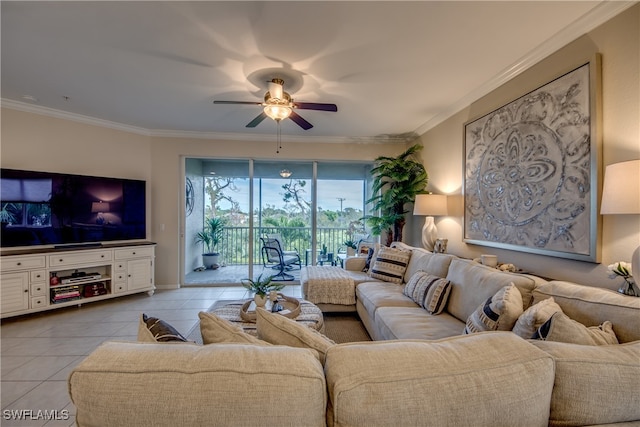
[1,168,146,249]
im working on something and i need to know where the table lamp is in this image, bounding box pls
[600,159,640,284]
[413,194,448,251]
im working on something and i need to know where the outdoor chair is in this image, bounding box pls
[260,237,301,281]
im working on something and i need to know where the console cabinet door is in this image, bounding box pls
[1,272,30,315]
[127,259,153,291]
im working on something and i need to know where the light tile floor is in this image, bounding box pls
[1,285,302,426]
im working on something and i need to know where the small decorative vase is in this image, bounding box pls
[254,294,268,307]
[618,278,640,297]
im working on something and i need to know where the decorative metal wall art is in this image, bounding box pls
[464,58,600,262]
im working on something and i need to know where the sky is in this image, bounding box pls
[216,178,365,213]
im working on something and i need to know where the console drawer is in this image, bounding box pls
[49,250,112,267]
[30,283,47,296]
[31,296,47,309]
[30,270,46,284]
[114,247,154,260]
[1,255,46,271]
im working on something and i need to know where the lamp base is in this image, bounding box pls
[422,216,437,252]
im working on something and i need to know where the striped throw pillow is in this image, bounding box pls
[369,246,411,284]
[464,283,524,334]
[404,271,451,315]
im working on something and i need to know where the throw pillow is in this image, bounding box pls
[404,271,451,315]
[362,247,376,272]
[512,297,563,339]
[464,283,524,334]
[368,246,411,284]
[532,312,619,345]
[138,313,188,343]
[256,307,335,364]
[403,271,428,298]
[198,311,270,346]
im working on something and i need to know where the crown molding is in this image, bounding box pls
[414,1,636,136]
[1,98,152,136]
[2,98,407,144]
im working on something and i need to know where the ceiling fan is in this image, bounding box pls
[213,78,337,130]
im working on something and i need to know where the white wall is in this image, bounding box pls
[414,5,640,289]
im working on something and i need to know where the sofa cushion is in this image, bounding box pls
[256,308,335,364]
[325,333,554,427]
[198,312,269,346]
[356,281,417,318]
[464,283,523,333]
[373,306,465,340]
[368,246,411,284]
[69,341,327,427]
[531,340,640,426]
[445,258,536,323]
[533,280,640,343]
[403,249,455,283]
[138,313,188,343]
[532,312,619,345]
[512,297,563,339]
[403,272,451,314]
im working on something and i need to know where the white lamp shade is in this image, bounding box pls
[413,194,448,216]
[601,160,640,214]
[601,159,640,285]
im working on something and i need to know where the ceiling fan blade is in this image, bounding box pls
[293,102,338,112]
[246,112,268,128]
[289,111,313,130]
[213,100,263,105]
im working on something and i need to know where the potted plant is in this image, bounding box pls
[241,273,285,307]
[363,143,428,246]
[195,217,225,269]
[343,240,357,256]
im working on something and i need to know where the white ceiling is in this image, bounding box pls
[1,1,632,143]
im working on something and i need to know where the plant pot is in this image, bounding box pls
[202,253,220,269]
[254,294,268,307]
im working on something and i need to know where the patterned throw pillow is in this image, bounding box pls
[138,313,188,342]
[404,271,451,315]
[532,312,619,345]
[368,246,411,284]
[512,297,563,339]
[362,247,376,272]
[464,283,524,334]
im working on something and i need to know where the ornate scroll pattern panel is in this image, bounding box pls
[464,63,595,259]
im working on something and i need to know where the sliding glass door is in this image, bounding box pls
[183,158,373,285]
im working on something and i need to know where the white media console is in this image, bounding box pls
[0,242,155,318]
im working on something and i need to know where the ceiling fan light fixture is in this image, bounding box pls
[264,104,292,121]
[280,169,292,178]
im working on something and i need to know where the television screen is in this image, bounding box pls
[1,169,146,248]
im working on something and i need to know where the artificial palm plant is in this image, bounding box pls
[364,143,428,245]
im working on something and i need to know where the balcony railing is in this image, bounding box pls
[219,226,357,265]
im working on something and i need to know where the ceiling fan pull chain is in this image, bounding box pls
[276,121,282,154]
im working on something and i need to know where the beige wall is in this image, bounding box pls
[415,5,640,289]
[1,108,401,287]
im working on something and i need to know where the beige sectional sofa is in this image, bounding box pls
[69,242,640,427]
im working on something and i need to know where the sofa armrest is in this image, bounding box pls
[344,256,367,271]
